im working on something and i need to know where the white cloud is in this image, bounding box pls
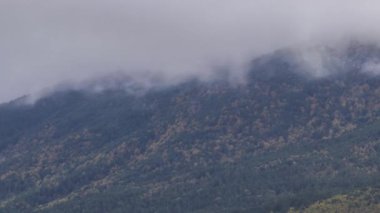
[1,0,380,102]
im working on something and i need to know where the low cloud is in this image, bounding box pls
[2,0,380,102]
[363,61,380,76]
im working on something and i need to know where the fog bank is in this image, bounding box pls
[2,0,380,102]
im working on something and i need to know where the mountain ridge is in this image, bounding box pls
[2,43,380,212]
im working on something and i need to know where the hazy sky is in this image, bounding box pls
[1,0,380,102]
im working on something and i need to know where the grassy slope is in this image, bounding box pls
[289,188,380,213]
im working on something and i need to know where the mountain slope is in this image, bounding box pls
[1,43,380,212]
[289,188,380,213]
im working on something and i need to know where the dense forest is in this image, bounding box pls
[1,43,380,212]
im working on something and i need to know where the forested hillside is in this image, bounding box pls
[1,43,380,212]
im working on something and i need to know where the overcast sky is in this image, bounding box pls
[1,0,380,102]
